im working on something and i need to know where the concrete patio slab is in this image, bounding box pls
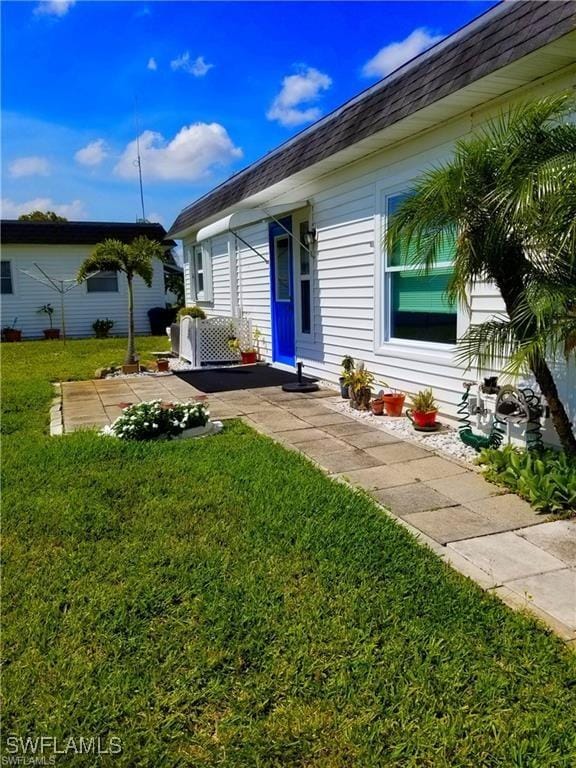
[364,442,432,464]
[425,473,503,504]
[298,436,356,458]
[396,456,468,482]
[320,421,379,438]
[315,450,384,474]
[504,569,576,630]
[517,520,576,566]
[405,506,513,545]
[372,483,459,516]
[341,430,402,449]
[277,428,331,444]
[304,412,359,427]
[447,531,567,583]
[339,464,418,491]
[467,494,544,529]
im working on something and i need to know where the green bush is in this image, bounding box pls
[177,305,206,320]
[478,445,576,513]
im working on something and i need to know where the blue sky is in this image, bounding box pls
[2,0,497,229]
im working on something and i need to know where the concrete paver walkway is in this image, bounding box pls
[59,374,575,642]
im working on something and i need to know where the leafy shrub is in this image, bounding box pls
[93,318,114,338]
[409,388,437,412]
[178,306,206,320]
[103,399,209,441]
[478,445,576,513]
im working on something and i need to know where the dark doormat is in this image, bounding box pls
[175,365,317,393]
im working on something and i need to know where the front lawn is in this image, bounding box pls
[2,339,576,766]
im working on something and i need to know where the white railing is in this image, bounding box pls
[176,315,252,367]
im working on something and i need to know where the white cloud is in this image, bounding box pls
[34,0,76,17]
[147,57,157,71]
[114,123,243,182]
[74,139,108,167]
[146,212,165,225]
[267,67,332,127]
[1,197,87,219]
[170,52,214,77]
[362,28,444,79]
[9,156,50,178]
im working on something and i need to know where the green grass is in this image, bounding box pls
[2,339,576,766]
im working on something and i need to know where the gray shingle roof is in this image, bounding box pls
[169,0,576,238]
[1,220,175,246]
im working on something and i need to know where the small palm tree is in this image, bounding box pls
[78,236,165,365]
[387,94,576,454]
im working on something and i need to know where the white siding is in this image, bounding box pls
[1,244,166,338]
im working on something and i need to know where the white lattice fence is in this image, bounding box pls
[179,316,252,366]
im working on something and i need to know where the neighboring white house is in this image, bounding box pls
[168,1,576,435]
[0,220,173,339]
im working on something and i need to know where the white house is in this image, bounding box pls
[1,220,172,339]
[168,1,576,435]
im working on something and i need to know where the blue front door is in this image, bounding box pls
[269,217,295,366]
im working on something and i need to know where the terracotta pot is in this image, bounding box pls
[156,359,170,372]
[2,329,22,342]
[241,350,257,364]
[339,377,350,399]
[371,398,385,415]
[43,328,60,340]
[382,392,405,417]
[407,409,438,428]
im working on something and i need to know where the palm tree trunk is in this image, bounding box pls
[497,271,576,455]
[125,274,136,366]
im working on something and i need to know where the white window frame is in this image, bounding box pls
[374,180,463,359]
[86,270,119,294]
[1,260,14,295]
[187,242,213,304]
[294,218,314,339]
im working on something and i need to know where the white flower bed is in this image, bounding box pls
[328,399,479,464]
[102,399,214,441]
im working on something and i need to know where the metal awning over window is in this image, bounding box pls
[195,201,309,262]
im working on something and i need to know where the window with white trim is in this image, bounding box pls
[297,221,312,335]
[188,243,212,303]
[1,261,13,294]
[385,192,457,345]
[86,270,118,293]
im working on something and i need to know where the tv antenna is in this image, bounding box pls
[134,97,147,222]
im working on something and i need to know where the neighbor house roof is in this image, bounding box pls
[1,220,175,247]
[169,0,576,238]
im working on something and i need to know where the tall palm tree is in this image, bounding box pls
[78,236,165,366]
[387,95,576,455]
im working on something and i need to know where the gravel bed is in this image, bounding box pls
[328,399,479,464]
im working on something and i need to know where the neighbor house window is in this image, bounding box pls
[298,221,312,334]
[86,271,119,293]
[385,193,457,344]
[1,261,13,294]
[188,243,212,302]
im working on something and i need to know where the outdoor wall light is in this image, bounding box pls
[303,228,316,248]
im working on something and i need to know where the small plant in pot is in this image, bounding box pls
[406,388,439,429]
[37,304,60,339]
[339,356,354,399]
[370,382,389,415]
[347,365,374,411]
[93,318,114,339]
[228,337,257,364]
[2,318,22,342]
[382,388,406,417]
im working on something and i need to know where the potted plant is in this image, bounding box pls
[156,358,170,372]
[347,365,374,411]
[382,388,406,417]
[228,337,257,364]
[93,318,114,338]
[37,304,60,339]
[178,306,207,320]
[2,318,22,342]
[406,388,439,428]
[339,356,354,399]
